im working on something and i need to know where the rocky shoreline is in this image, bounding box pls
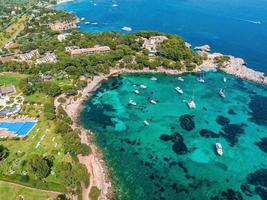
[60,50,267,199]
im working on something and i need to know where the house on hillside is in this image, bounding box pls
[57,33,71,42]
[19,50,39,61]
[142,36,168,56]
[36,53,57,64]
[69,45,111,56]
[49,21,78,31]
[0,85,16,96]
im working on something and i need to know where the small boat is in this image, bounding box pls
[81,17,85,21]
[219,89,225,98]
[187,100,196,109]
[223,77,227,83]
[128,99,136,106]
[139,84,147,89]
[85,21,90,25]
[177,77,184,82]
[150,77,157,81]
[122,26,132,32]
[215,143,223,156]
[175,86,183,94]
[112,3,118,7]
[197,77,205,83]
[134,89,139,94]
[91,22,98,25]
[150,99,157,104]
[144,120,149,126]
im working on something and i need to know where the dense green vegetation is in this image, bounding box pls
[89,186,101,200]
[0,145,9,161]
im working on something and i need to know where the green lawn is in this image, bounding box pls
[0,73,28,88]
[0,181,59,200]
[0,73,68,192]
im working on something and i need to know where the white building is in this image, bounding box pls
[143,36,168,56]
[36,53,57,64]
[57,33,71,42]
[19,50,39,61]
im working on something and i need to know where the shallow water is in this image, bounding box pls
[80,72,267,200]
[53,0,267,73]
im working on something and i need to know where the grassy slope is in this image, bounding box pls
[0,73,67,192]
[0,180,58,200]
[0,15,28,48]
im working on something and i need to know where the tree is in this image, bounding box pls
[44,103,56,120]
[28,155,51,179]
[56,162,89,193]
[89,186,101,200]
[0,145,9,161]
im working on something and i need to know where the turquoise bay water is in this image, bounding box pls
[80,71,267,200]
[53,0,267,73]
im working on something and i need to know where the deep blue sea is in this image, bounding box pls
[53,0,267,73]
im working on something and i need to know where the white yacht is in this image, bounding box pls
[112,3,118,7]
[85,21,90,25]
[134,89,139,94]
[128,99,137,106]
[187,100,196,109]
[150,77,157,81]
[144,120,149,126]
[175,86,183,94]
[91,22,98,25]
[150,99,157,104]
[223,77,227,83]
[139,84,147,89]
[219,89,225,98]
[215,143,223,156]
[81,17,85,21]
[177,77,184,82]
[122,26,132,32]
[197,77,205,83]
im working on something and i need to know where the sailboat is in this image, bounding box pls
[197,72,205,83]
[186,91,196,109]
[219,89,225,98]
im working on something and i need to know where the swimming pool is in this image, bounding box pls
[0,122,36,136]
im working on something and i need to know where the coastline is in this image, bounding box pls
[60,53,267,199]
[56,75,112,200]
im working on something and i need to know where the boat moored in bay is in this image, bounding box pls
[215,143,223,156]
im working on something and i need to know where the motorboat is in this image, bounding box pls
[122,26,132,32]
[197,77,205,83]
[223,77,227,83]
[150,77,157,81]
[144,120,149,126]
[150,99,157,104]
[219,89,225,98]
[128,99,136,106]
[134,89,139,94]
[112,3,118,7]
[215,143,223,156]
[175,86,183,94]
[85,21,90,25]
[187,100,196,109]
[91,22,98,25]
[81,17,85,21]
[139,84,147,89]
[177,77,184,82]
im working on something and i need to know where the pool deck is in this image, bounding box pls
[0,117,38,138]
